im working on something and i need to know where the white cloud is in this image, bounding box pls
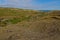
[3,0,35,9]
[0,0,60,10]
[6,0,33,6]
[0,0,33,7]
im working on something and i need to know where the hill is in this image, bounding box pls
[39,10,52,12]
[0,7,60,40]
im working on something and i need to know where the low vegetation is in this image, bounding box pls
[0,7,60,40]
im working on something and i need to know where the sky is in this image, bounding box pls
[0,0,60,10]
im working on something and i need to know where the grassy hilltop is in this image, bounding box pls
[0,7,60,40]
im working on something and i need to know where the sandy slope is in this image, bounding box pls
[0,8,60,40]
[0,18,60,40]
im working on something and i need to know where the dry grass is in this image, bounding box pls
[0,8,60,40]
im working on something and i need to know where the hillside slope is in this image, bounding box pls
[0,8,60,40]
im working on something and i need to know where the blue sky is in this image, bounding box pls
[0,0,60,10]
